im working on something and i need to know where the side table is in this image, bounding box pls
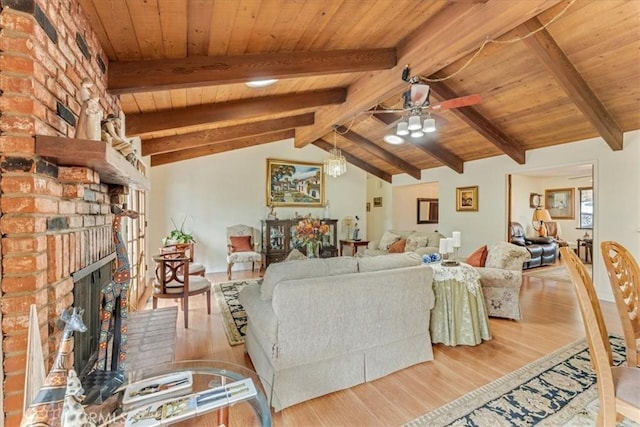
[576,238,593,263]
[339,239,370,256]
[428,262,492,346]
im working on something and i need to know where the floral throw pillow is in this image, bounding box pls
[405,233,430,252]
[379,231,401,251]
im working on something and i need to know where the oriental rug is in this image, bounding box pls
[404,336,638,427]
[213,279,261,346]
[525,264,592,283]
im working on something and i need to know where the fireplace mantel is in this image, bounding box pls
[35,135,149,190]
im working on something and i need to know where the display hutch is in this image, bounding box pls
[261,219,338,269]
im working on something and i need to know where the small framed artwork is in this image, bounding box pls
[545,188,575,219]
[366,202,371,212]
[456,186,478,212]
[529,193,542,208]
[266,158,324,207]
[373,197,382,207]
[417,198,439,224]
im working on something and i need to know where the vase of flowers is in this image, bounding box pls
[295,217,330,258]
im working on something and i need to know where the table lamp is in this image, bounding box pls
[532,208,552,237]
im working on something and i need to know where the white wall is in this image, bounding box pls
[146,138,367,273]
[394,131,640,301]
[392,182,439,232]
[365,175,392,244]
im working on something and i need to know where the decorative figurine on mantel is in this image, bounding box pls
[101,114,138,167]
[21,307,88,427]
[75,78,102,141]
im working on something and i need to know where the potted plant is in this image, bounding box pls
[163,217,196,245]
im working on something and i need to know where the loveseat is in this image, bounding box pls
[475,242,531,320]
[509,222,558,269]
[363,229,443,257]
[238,253,435,411]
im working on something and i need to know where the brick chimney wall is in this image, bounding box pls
[0,1,124,425]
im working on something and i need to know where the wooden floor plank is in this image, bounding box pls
[138,261,623,426]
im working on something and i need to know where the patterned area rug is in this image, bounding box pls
[127,306,178,371]
[213,279,261,346]
[525,264,592,283]
[404,336,638,427]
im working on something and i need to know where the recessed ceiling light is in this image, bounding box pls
[383,134,405,145]
[245,79,278,88]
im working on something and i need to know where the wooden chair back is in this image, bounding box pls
[561,247,640,425]
[600,241,640,367]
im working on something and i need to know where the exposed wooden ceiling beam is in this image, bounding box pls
[520,17,623,151]
[294,0,563,148]
[127,88,346,136]
[312,139,392,183]
[371,114,464,173]
[150,130,294,167]
[109,48,397,94]
[142,113,314,156]
[427,80,526,164]
[335,126,421,180]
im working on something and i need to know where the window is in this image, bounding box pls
[578,187,593,229]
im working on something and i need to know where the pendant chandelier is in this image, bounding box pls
[324,128,347,178]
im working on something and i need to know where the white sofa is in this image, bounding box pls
[363,229,444,256]
[239,253,435,411]
[475,242,531,320]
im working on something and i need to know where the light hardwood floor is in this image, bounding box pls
[140,262,622,426]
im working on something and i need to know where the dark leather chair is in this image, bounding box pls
[509,222,558,269]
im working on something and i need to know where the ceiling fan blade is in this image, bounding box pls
[428,94,482,111]
[368,108,406,114]
[409,84,430,107]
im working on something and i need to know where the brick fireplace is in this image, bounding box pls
[0,1,138,425]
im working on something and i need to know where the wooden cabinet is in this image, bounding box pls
[261,219,338,269]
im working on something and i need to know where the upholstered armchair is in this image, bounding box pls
[509,222,558,269]
[226,224,262,280]
[475,242,531,320]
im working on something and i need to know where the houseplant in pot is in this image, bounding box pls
[163,217,195,245]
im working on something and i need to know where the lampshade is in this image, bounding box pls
[408,115,422,130]
[532,208,552,223]
[410,130,424,138]
[396,121,409,136]
[422,117,436,133]
[383,134,405,145]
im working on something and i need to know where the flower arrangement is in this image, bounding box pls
[295,217,330,245]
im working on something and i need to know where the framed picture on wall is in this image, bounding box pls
[545,188,574,219]
[373,197,382,207]
[366,202,371,212]
[417,198,439,224]
[456,186,478,212]
[266,159,324,207]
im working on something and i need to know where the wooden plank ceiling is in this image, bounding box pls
[79,0,640,181]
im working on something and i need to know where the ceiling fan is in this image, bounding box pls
[370,66,482,144]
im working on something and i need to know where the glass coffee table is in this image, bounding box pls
[117,360,274,426]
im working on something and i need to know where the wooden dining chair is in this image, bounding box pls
[160,242,206,276]
[600,241,640,367]
[152,252,211,329]
[561,247,640,425]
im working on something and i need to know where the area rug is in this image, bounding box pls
[127,306,178,371]
[525,264,592,283]
[213,279,261,346]
[404,336,638,427]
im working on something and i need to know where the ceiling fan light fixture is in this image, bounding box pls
[245,79,278,88]
[383,134,405,145]
[410,130,424,138]
[396,121,409,136]
[422,117,436,133]
[407,115,422,131]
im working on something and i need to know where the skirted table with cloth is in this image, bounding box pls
[429,262,492,346]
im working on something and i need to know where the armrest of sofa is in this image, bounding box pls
[414,246,439,256]
[475,267,522,289]
[528,236,555,245]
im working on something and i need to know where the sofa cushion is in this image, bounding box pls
[358,252,421,272]
[388,239,406,253]
[379,231,401,251]
[466,245,488,267]
[260,257,358,300]
[405,233,430,252]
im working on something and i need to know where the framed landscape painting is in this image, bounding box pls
[456,186,478,211]
[266,159,324,207]
[545,188,574,219]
